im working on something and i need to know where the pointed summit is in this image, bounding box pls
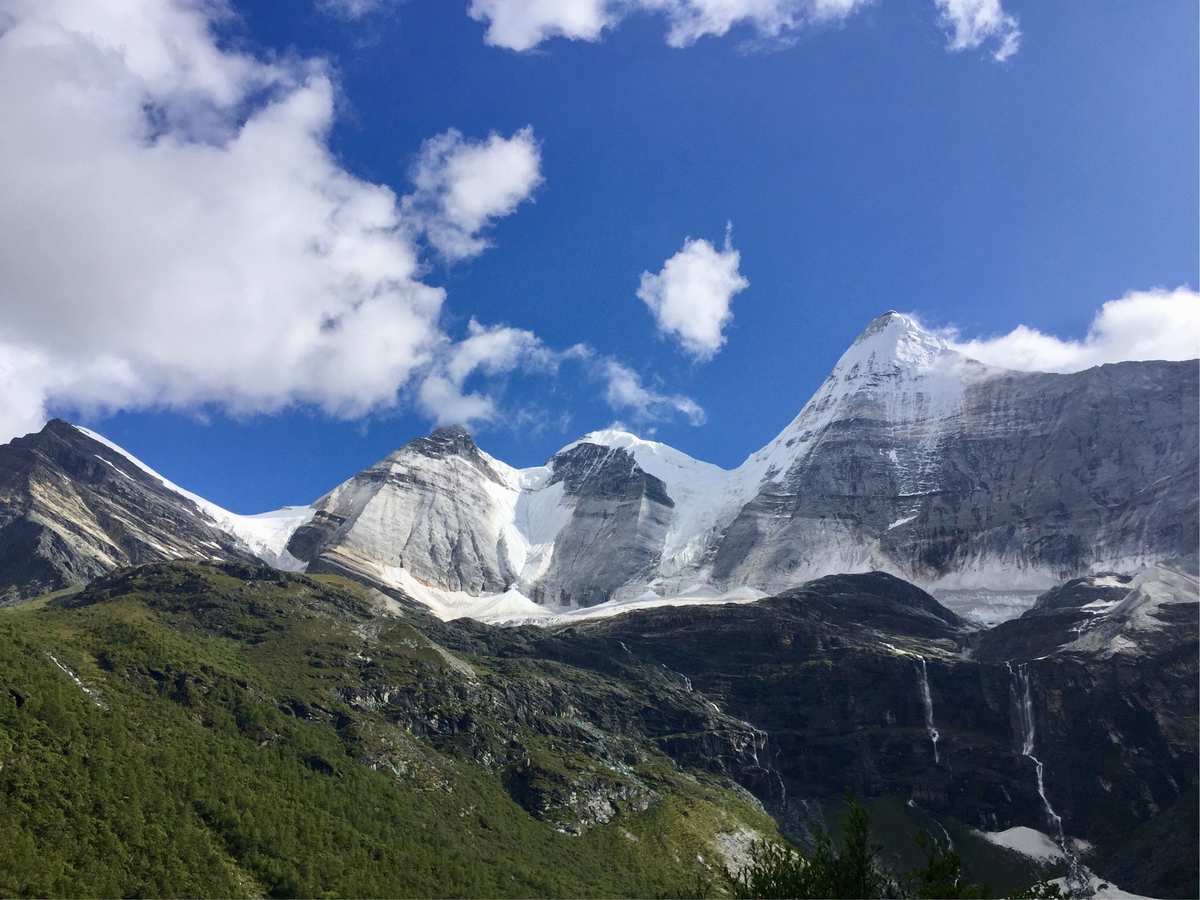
[838,310,950,374]
[397,423,481,460]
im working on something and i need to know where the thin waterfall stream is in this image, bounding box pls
[915,657,940,764]
[1006,661,1090,896]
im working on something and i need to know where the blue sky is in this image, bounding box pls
[2,0,1197,511]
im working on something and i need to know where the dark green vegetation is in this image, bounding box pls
[729,797,1024,899]
[0,563,776,898]
[1,562,1195,898]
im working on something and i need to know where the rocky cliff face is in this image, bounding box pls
[533,569,1198,897]
[705,313,1198,593]
[0,420,252,603]
[285,425,524,593]
[283,426,679,609]
[529,442,674,607]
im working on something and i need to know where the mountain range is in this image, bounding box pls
[3,312,1196,618]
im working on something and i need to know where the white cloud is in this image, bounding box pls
[637,227,749,360]
[0,0,455,444]
[0,0,572,444]
[417,334,706,429]
[468,0,615,51]
[402,127,543,262]
[469,0,871,51]
[950,288,1200,373]
[647,0,871,48]
[470,0,1024,58]
[934,0,1021,61]
[598,358,707,424]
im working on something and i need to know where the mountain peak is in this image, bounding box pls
[569,428,651,452]
[406,424,479,457]
[838,310,949,373]
[429,424,473,441]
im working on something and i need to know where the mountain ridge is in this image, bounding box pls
[2,312,1196,617]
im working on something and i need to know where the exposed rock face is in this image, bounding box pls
[0,420,251,603]
[705,313,1199,592]
[537,570,1198,897]
[286,428,677,608]
[530,443,673,607]
[286,425,523,593]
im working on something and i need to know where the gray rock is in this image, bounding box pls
[0,420,252,602]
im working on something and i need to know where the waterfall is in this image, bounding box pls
[916,657,941,764]
[1006,661,1090,897]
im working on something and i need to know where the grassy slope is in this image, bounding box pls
[0,564,774,898]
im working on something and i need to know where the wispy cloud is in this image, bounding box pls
[594,358,707,425]
[468,0,873,52]
[468,0,1021,59]
[934,0,1021,62]
[315,0,389,20]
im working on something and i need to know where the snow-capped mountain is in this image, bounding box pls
[701,311,1200,592]
[1,312,1195,618]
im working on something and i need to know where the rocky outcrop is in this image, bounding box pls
[523,570,1197,896]
[286,426,523,594]
[0,420,251,603]
[530,443,673,607]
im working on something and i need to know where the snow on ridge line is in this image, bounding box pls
[73,425,313,567]
[558,429,764,566]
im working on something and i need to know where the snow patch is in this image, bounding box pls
[1063,565,1198,657]
[975,826,1063,862]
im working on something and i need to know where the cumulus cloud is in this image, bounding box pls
[934,0,1020,61]
[467,0,615,51]
[950,288,1200,373]
[0,0,681,444]
[637,227,749,360]
[469,0,872,51]
[403,126,543,262]
[0,0,451,443]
